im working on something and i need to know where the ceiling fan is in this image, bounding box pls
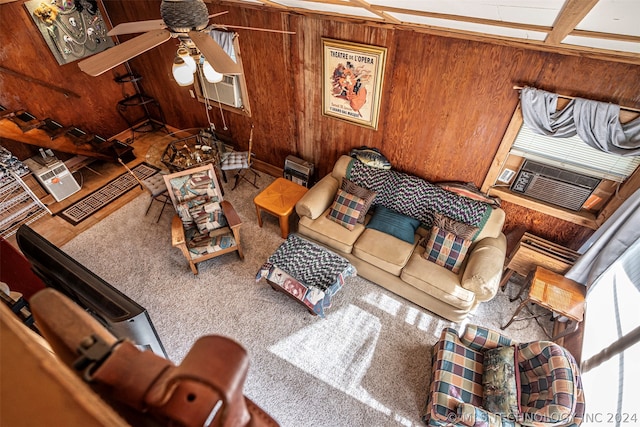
[77,0,294,78]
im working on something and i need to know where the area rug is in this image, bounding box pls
[59,162,158,225]
[61,172,554,427]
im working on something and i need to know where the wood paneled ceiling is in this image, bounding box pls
[218,0,640,64]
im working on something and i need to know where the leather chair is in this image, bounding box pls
[163,164,243,274]
[423,324,585,426]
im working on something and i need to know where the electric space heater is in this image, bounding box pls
[28,160,81,202]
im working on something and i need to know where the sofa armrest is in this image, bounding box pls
[461,234,507,302]
[457,403,518,427]
[295,174,339,220]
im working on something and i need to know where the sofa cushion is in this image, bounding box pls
[341,178,376,223]
[366,205,421,244]
[422,226,473,274]
[327,189,365,230]
[433,212,479,241]
[352,228,416,276]
[482,345,521,419]
[401,248,476,310]
[298,208,366,254]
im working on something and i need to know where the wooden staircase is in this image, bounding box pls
[0,107,133,163]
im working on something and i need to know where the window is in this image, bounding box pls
[481,104,640,229]
[193,32,252,117]
[580,239,640,426]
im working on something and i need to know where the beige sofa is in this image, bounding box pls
[295,155,507,322]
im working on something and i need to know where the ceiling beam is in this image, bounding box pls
[346,0,401,24]
[545,0,599,45]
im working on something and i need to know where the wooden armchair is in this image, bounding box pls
[163,164,243,274]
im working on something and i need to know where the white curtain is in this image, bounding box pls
[566,188,640,426]
[565,188,640,288]
[520,87,640,156]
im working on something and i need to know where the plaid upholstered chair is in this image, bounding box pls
[163,164,243,274]
[423,324,585,427]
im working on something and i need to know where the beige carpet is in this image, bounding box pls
[62,172,552,427]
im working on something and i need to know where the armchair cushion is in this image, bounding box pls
[482,346,521,419]
[185,228,236,256]
[190,201,227,233]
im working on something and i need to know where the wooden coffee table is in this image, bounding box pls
[502,266,586,340]
[254,178,308,238]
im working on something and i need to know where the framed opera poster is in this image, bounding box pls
[322,38,387,130]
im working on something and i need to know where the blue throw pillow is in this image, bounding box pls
[366,205,420,243]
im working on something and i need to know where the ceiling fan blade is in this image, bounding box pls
[189,31,242,75]
[210,24,295,35]
[78,29,171,77]
[107,19,167,36]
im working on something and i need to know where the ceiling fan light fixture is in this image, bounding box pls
[202,60,223,84]
[177,46,197,73]
[172,57,194,86]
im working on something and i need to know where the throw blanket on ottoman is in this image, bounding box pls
[256,234,356,317]
[346,159,491,232]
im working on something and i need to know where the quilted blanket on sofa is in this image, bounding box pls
[346,159,492,231]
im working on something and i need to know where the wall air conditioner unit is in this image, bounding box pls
[198,74,243,108]
[510,160,601,211]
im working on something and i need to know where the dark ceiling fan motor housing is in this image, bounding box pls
[160,0,210,33]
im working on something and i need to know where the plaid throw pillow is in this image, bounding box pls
[422,226,472,273]
[341,178,376,223]
[327,189,365,230]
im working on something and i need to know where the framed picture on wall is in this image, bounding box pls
[322,38,387,130]
[24,0,114,65]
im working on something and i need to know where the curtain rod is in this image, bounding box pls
[513,85,640,114]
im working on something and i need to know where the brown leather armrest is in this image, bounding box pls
[171,215,186,246]
[221,200,242,228]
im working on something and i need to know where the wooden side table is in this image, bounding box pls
[254,178,308,238]
[500,231,580,296]
[502,266,586,341]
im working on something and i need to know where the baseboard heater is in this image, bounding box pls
[510,160,601,211]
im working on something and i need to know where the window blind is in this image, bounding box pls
[511,124,640,183]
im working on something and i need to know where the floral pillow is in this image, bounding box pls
[326,189,365,230]
[482,346,521,419]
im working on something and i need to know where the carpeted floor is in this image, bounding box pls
[61,172,552,427]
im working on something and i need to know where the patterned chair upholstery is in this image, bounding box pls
[163,164,243,274]
[423,325,585,427]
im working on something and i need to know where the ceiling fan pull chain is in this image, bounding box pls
[212,83,228,130]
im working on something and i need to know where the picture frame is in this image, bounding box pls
[322,38,387,130]
[24,0,114,65]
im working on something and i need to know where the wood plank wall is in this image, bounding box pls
[2,1,640,249]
